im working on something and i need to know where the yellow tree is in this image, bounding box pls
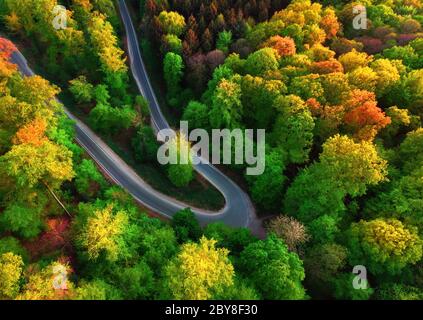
[16,260,74,300]
[0,252,24,299]
[2,140,74,190]
[348,219,423,275]
[157,11,186,36]
[370,59,400,97]
[88,12,127,74]
[11,75,60,106]
[164,237,234,300]
[1,75,61,129]
[319,134,388,196]
[339,49,373,73]
[77,204,129,262]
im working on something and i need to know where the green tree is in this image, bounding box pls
[203,223,257,257]
[131,126,160,163]
[244,48,279,76]
[0,202,45,239]
[114,261,154,299]
[272,95,315,164]
[74,159,107,198]
[209,77,242,129]
[238,234,306,300]
[138,221,178,273]
[69,76,94,103]
[284,135,388,222]
[93,84,110,105]
[376,283,423,300]
[304,243,347,298]
[168,163,194,188]
[89,103,136,134]
[216,31,232,53]
[332,273,374,300]
[308,215,340,244]
[241,75,286,129]
[166,133,194,187]
[182,101,209,129]
[171,208,202,243]
[161,34,182,55]
[364,167,423,232]
[163,52,184,107]
[0,237,29,263]
[214,277,259,300]
[246,150,286,211]
[399,128,423,174]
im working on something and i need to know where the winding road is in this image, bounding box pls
[6,0,260,233]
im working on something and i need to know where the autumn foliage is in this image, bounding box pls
[343,90,391,140]
[261,36,296,57]
[0,37,17,59]
[311,59,344,74]
[0,37,17,77]
[13,118,48,146]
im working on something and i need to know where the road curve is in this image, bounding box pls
[6,2,258,230]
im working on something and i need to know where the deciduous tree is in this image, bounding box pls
[347,219,423,275]
[0,252,24,299]
[238,234,306,300]
[163,237,234,300]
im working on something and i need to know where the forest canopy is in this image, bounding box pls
[0,0,422,300]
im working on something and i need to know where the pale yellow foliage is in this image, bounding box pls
[320,135,388,196]
[79,204,129,262]
[0,252,24,299]
[4,140,74,189]
[339,49,373,73]
[165,237,234,300]
[364,219,419,255]
[88,12,127,73]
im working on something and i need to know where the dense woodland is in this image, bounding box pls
[0,0,422,300]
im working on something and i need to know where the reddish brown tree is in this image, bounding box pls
[261,36,296,57]
[311,59,344,74]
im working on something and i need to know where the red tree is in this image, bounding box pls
[311,59,344,74]
[0,37,17,59]
[344,93,391,140]
[261,35,296,57]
